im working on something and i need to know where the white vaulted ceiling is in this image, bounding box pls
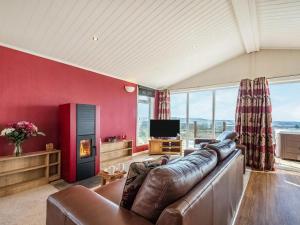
[257,0,300,49]
[0,0,300,89]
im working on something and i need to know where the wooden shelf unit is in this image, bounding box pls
[149,139,182,155]
[100,140,133,169]
[0,150,61,197]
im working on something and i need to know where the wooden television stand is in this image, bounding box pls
[149,139,182,155]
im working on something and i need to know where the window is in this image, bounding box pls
[270,82,300,135]
[215,88,238,137]
[171,87,238,147]
[189,91,213,142]
[137,93,154,145]
[170,93,188,147]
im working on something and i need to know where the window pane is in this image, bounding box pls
[137,96,154,145]
[189,91,213,146]
[171,93,188,147]
[270,82,300,136]
[215,88,238,137]
[138,95,149,101]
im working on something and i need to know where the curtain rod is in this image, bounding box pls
[170,73,300,93]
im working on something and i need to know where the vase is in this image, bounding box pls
[14,143,22,156]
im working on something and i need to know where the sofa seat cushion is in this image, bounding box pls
[131,150,218,223]
[206,139,236,161]
[120,155,169,210]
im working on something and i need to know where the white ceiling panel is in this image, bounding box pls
[0,0,245,88]
[257,0,300,49]
[1,0,300,89]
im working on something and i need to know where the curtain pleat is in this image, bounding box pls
[158,90,170,120]
[252,77,274,170]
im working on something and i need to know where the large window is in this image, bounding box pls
[170,93,188,147]
[137,94,154,145]
[171,87,238,147]
[171,82,300,147]
[270,82,300,135]
[215,88,238,137]
[189,91,213,141]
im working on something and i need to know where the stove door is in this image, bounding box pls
[76,135,95,181]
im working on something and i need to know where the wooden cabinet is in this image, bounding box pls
[0,150,61,197]
[149,139,182,155]
[100,140,133,169]
[276,131,300,161]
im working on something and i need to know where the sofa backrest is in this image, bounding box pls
[156,149,244,225]
[206,139,236,161]
[131,150,218,223]
[216,131,237,142]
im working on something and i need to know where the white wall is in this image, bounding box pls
[169,49,300,91]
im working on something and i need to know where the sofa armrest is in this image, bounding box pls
[46,185,153,225]
[236,144,246,174]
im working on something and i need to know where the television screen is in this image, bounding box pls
[150,120,180,138]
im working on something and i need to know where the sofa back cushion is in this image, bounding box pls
[131,150,218,223]
[120,155,169,209]
[216,131,237,142]
[206,140,236,161]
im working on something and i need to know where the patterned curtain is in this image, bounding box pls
[158,90,170,120]
[252,77,274,170]
[235,77,275,171]
[235,79,253,166]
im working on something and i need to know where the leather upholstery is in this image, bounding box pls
[94,177,126,205]
[46,185,152,225]
[183,148,199,156]
[131,150,218,223]
[216,131,237,142]
[193,131,237,149]
[156,150,244,225]
[206,139,236,161]
[46,149,244,225]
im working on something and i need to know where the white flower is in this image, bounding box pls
[0,128,15,136]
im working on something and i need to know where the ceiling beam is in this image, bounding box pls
[231,0,260,53]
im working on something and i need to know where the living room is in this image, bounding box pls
[1,1,300,225]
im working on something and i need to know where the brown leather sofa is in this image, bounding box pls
[184,131,238,156]
[184,131,246,173]
[47,142,244,225]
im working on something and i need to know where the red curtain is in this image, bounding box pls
[235,79,253,166]
[157,90,170,120]
[235,77,274,171]
[252,77,274,170]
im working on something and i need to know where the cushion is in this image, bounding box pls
[131,150,218,223]
[206,139,236,161]
[120,155,169,209]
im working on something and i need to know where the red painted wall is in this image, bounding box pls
[0,46,138,156]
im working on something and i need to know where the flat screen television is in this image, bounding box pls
[150,120,180,138]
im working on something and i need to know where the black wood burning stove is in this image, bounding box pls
[76,104,96,181]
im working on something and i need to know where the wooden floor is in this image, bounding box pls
[235,170,300,225]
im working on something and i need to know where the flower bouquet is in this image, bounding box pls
[0,121,45,156]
